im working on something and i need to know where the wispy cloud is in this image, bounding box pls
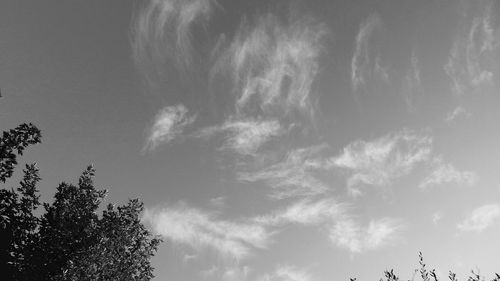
[329,218,404,253]
[223,266,252,281]
[260,266,317,281]
[330,130,432,196]
[410,51,422,89]
[144,104,196,151]
[457,204,500,232]
[196,118,284,156]
[419,157,477,189]
[182,253,197,263]
[254,198,346,226]
[239,145,330,199]
[402,51,422,112]
[132,0,216,82]
[329,219,362,253]
[201,265,252,281]
[143,202,272,260]
[445,40,467,96]
[212,13,327,119]
[374,55,390,83]
[444,106,471,123]
[351,14,382,94]
[432,211,443,225]
[209,196,226,208]
[444,1,499,96]
[467,7,498,86]
[204,265,318,281]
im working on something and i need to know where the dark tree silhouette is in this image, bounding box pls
[0,124,161,281]
[0,123,41,183]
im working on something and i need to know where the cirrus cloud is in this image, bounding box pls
[351,14,382,95]
[196,118,284,156]
[329,218,405,254]
[458,204,500,232]
[419,157,477,189]
[329,129,432,196]
[142,202,272,260]
[253,197,346,226]
[212,12,328,120]
[132,0,216,80]
[144,104,196,151]
[238,145,330,200]
[259,266,318,281]
[444,0,499,96]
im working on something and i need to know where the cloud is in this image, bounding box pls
[221,266,252,281]
[444,2,499,96]
[253,198,404,254]
[444,40,468,96]
[419,157,477,189]
[351,14,382,94]
[260,266,317,281]
[467,16,495,86]
[374,55,390,83]
[212,13,327,119]
[444,106,471,122]
[182,253,197,263]
[432,212,443,225]
[202,266,252,281]
[238,145,330,199]
[143,202,272,260]
[364,218,404,250]
[329,219,362,253]
[329,218,404,253]
[209,196,226,208]
[254,198,346,226]
[402,51,422,112]
[197,118,284,156]
[144,104,196,151]
[330,130,432,196]
[410,51,422,89]
[203,265,318,281]
[132,0,216,81]
[458,204,500,232]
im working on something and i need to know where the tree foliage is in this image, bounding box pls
[0,123,41,183]
[0,124,161,281]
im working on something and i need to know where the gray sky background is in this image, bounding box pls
[1,1,500,280]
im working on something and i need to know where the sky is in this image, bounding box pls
[1,0,500,280]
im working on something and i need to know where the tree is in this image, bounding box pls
[0,123,41,183]
[0,124,42,279]
[0,124,162,281]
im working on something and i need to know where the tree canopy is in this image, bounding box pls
[0,123,161,281]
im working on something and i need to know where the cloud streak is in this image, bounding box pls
[330,130,432,196]
[239,145,330,199]
[458,204,500,232]
[444,1,499,96]
[144,104,196,151]
[444,106,471,123]
[432,212,443,225]
[212,13,327,120]
[419,157,477,189]
[143,202,272,260]
[402,51,422,112]
[132,0,216,80]
[196,118,284,156]
[260,266,317,281]
[254,198,346,226]
[329,218,404,254]
[351,14,382,94]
